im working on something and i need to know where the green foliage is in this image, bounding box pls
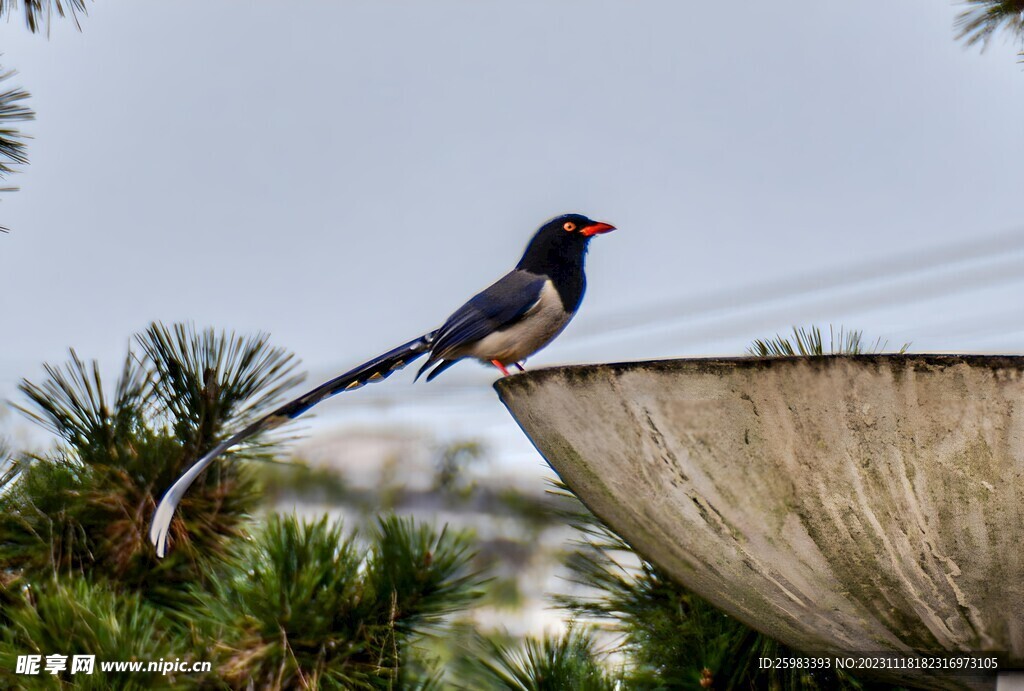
[368,515,482,632]
[955,0,1024,49]
[137,322,304,465]
[1,320,487,688]
[16,350,153,462]
[194,513,482,689]
[747,325,910,357]
[0,0,87,33]
[1,322,301,603]
[0,576,197,690]
[472,629,621,691]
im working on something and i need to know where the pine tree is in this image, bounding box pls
[0,323,485,688]
[3,323,302,603]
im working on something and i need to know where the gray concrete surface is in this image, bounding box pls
[496,355,1024,689]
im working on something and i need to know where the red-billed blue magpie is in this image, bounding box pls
[149,213,615,556]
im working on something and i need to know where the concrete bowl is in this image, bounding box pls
[495,355,1024,689]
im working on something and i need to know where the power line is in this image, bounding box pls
[567,252,1024,354]
[568,224,1024,343]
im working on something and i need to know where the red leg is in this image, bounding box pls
[491,359,511,376]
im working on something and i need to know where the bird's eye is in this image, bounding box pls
[563,221,576,232]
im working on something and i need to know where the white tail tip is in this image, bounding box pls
[148,495,177,558]
[148,442,230,558]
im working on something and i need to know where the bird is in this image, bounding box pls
[149,212,615,557]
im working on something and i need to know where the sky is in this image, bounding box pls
[1,0,1023,463]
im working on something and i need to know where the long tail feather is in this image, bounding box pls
[148,331,436,557]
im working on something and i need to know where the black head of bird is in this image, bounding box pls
[516,214,616,300]
[518,214,619,267]
[149,212,615,557]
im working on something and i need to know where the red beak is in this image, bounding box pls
[580,221,616,237]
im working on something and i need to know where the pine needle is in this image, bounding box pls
[0,66,33,233]
[0,0,88,34]
[747,325,911,357]
[955,0,1024,49]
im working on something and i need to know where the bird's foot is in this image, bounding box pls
[514,362,526,372]
[491,360,511,376]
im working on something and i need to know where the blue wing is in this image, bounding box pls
[424,269,547,366]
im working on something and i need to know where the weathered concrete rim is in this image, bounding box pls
[494,354,1024,396]
[492,353,1024,689]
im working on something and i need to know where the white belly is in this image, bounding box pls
[458,281,572,364]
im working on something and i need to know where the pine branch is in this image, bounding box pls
[0,66,34,233]
[955,0,1024,49]
[6,323,302,602]
[196,513,484,689]
[0,69,31,174]
[473,629,620,691]
[747,325,910,357]
[0,576,196,688]
[16,350,152,460]
[137,322,305,467]
[368,515,483,634]
[0,0,88,34]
